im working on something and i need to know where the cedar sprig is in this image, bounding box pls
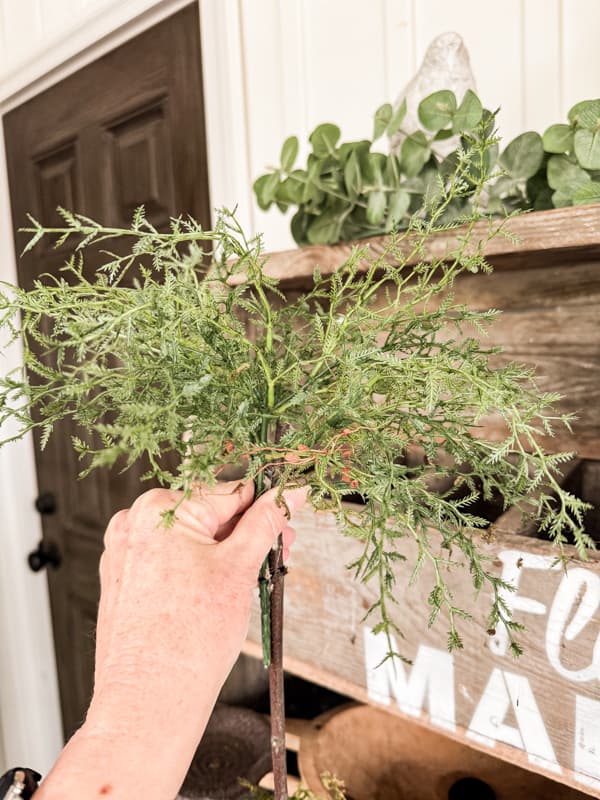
[0,118,591,659]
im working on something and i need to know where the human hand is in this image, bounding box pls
[36,481,307,800]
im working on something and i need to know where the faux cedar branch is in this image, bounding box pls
[0,121,592,799]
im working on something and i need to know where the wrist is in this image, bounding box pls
[87,654,226,738]
[36,718,201,800]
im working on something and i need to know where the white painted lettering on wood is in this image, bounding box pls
[363,627,455,731]
[575,695,600,790]
[489,549,558,657]
[247,506,600,796]
[490,550,600,687]
[547,568,600,682]
[467,668,561,774]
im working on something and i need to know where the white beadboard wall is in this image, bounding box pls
[0,0,164,83]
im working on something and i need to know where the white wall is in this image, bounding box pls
[0,0,172,96]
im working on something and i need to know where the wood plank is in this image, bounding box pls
[245,503,600,796]
[272,260,600,458]
[443,260,600,311]
[432,261,600,457]
[250,205,600,287]
[470,305,600,459]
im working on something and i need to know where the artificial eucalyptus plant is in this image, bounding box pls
[254,90,600,246]
[0,117,591,800]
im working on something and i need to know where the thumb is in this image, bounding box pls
[221,486,308,575]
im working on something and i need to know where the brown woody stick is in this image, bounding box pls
[268,533,288,800]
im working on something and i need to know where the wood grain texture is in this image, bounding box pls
[254,205,600,286]
[297,704,591,799]
[252,209,600,459]
[245,501,600,795]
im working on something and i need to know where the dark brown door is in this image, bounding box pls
[3,3,211,738]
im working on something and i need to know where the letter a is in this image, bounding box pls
[468,668,560,774]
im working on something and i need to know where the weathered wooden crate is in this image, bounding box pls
[243,205,600,796]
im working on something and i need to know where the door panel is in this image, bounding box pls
[3,2,210,737]
[104,96,177,227]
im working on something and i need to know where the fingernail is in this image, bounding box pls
[282,486,309,513]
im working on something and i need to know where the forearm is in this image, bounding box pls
[36,667,225,800]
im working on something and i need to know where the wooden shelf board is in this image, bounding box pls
[254,204,600,287]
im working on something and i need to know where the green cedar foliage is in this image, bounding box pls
[0,120,592,661]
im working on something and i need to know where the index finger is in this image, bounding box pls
[219,486,309,573]
[175,479,256,540]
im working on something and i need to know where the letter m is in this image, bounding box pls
[363,627,456,731]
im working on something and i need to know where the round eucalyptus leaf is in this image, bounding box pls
[309,123,341,157]
[338,139,371,162]
[542,124,574,154]
[366,190,387,225]
[253,172,280,210]
[568,98,600,129]
[573,181,600,206]
[434,129,455,141]
[306,155,322,180]
[344,151,362,198]
[384,153,402,188]
[278,173,305,205]
[499,132,544,180]
[301,179,321,205]
[290,209,310,245]
[551,188,573,207]
[302,158,323,203]
[360,151,386,188]
[306,210,343,245]
[573,180,600,205]
[386,189,410,228]
[401,132,431,178]
[386,98,407,137]
[252,175,270,211]
[452,89,483,133]
[546,154,591,193]
[574,128,600,170]
[280,136,299,172]
[418,90,457,131]
[373,103,393,141]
